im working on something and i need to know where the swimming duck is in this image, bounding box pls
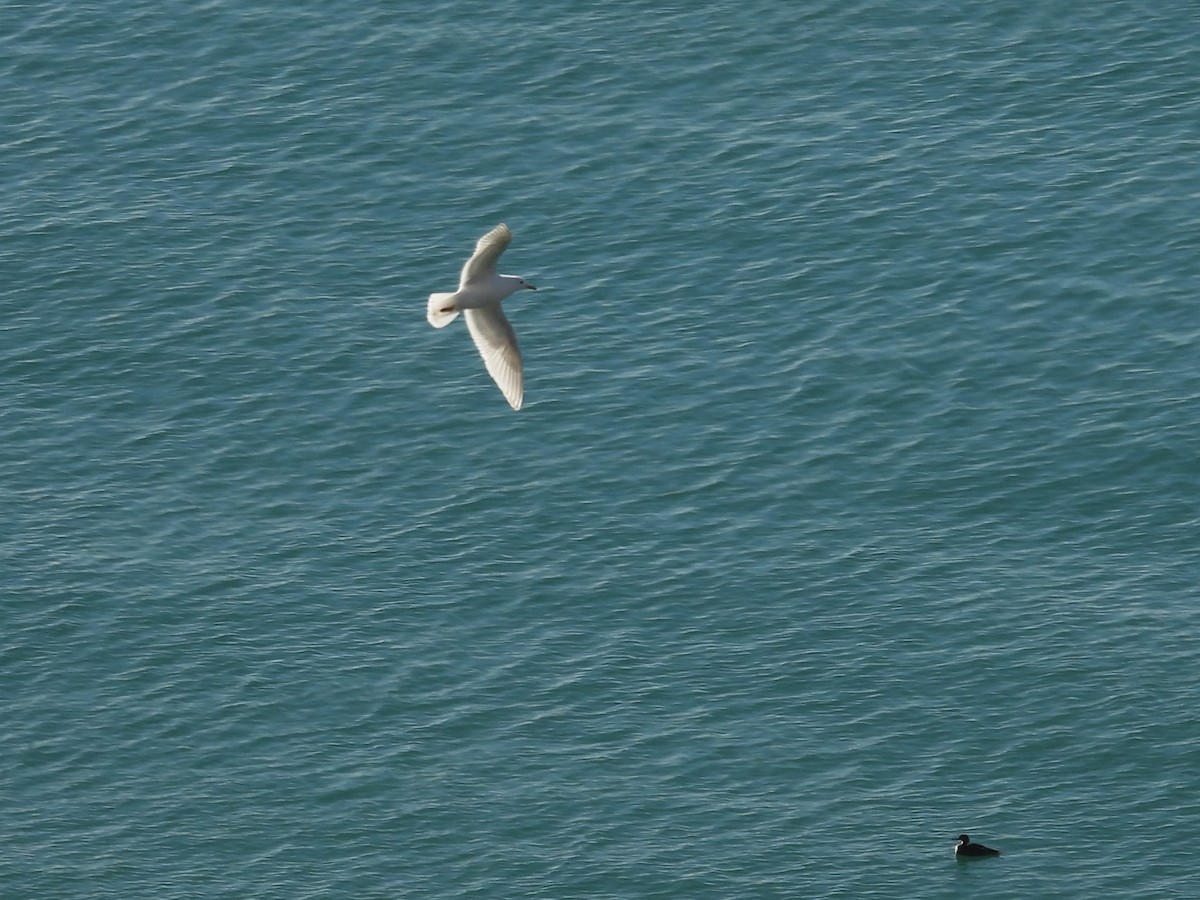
[955,834,1001,857]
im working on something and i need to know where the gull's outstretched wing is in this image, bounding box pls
[459,223,513,287]
[464,306,524,410]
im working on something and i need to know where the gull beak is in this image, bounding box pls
[526,283,538,291]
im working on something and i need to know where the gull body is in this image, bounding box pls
[427,223,537,410]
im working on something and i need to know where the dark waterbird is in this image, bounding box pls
[955,834,1001,858]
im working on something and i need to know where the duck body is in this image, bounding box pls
[955,834,1001,858]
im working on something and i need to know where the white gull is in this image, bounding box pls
[426,223,537,410]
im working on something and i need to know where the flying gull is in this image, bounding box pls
[427,223,537,410]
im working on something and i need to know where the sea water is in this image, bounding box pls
[3,1,1199,896]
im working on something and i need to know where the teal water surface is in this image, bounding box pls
[3,1,1200,897]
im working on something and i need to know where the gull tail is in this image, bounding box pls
[427,293,460,328]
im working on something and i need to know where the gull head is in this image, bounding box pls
[495,274,536,296]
